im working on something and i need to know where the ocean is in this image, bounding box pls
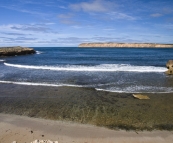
[0,47,173,93]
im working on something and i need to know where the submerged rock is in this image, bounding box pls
[0,46,36,56]
[133,94,150,100]
[166,60,173,75]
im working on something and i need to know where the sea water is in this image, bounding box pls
[0,47,173,93]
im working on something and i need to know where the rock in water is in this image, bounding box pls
[166,60,173,75]
[133,94,150,100]
[0,46,36,56]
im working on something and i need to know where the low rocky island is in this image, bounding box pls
[0,46,36,56]
[79,43,173,48]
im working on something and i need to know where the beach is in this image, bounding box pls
[1,113,173,143]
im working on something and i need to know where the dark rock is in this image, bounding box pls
[166,60,173,75]
[0,46,36,56]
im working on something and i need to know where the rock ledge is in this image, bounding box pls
[0,46,36,56]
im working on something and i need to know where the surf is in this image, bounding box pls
[0,80,84,88]
[4,63,167,72]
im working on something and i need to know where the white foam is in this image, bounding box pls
[0,80,84,88]
[4,63,167,73]
[0,60,5,62]
[96,86,173,93]
[36,51,43,54]
[0,80,172,93]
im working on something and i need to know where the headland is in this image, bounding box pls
[0,46,36,56]
[79,43,173,48]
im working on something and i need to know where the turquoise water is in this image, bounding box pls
[0,47,173,93]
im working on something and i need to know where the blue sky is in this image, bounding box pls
[0,0,173,47]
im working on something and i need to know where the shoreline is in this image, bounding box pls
[1,83,173,131]
[1,113,173,143]
[0,80,172,94]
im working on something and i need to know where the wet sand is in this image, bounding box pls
[1,113,173,143]
[0,83,173,132]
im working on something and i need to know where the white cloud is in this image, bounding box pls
[0,24,54,33]
[150,13,163,17]
[0,5,48,17]
[71,26,82,29]
[70,0,115,13]
[58,13,74,19]
[108,12,136,20]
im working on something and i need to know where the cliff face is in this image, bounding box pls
[0,46,36,56]
[79,43,173,48]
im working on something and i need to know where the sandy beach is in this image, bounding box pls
[1,113,173,143]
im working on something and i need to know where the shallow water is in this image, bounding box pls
[1,83,173,130]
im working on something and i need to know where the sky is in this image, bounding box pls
[0,0,173,47]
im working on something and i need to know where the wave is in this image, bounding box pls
[36,51,43,54]
[0,80,84,88]
[0,60,5,62]
[4,62,167,72]
[96,86,173,93]
[0,80,172,93]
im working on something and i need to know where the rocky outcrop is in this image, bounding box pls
[0,46,36,56]
[79,43,173,48]
[166,60,173,75]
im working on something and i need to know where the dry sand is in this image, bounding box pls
[0,114,173,143]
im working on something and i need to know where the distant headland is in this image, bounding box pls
[79,43,173,48]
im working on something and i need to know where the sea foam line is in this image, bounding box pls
[0,60,5,62]
[4,63,167,72]
[95,88,173,93]
[0,80,172,93]
[0,80,84,88]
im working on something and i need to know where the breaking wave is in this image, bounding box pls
[4,63,167,73]
[0,80,84,88]
[96,86,173,93]
[36,51,43,54]
[0,80,172,93]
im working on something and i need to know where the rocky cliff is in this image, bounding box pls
[79,43,173,48]
[0,46,36,56]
